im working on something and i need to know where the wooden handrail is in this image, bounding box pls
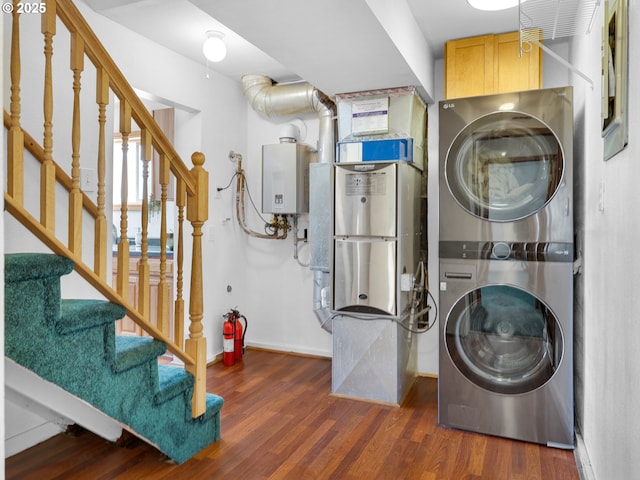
[5,0,210,418]
[4,194,195,366]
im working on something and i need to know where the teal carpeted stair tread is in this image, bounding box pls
[202,393,225,423]
[154,366,224,420]
[155,364,194,405]
[113,335,166,373]
[5,253,74,283]
[57,299,126,335]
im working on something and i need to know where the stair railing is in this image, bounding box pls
[4,0,209,417]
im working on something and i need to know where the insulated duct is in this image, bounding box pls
[241,74,335,332]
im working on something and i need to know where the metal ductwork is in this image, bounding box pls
[241,74,335,332]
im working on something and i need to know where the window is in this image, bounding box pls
[112,131,153,207]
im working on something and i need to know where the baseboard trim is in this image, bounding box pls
[246,342,332,359]
[574,431,595,480]
[245,345,331,360]
[5,421,65,458]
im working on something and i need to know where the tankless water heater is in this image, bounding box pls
[262,142,313,215]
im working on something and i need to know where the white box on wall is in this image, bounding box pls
[262,142,315,214]
[336,86,427,171]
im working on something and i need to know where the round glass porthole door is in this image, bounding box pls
[445,285,563,395]
[445,111,564,222]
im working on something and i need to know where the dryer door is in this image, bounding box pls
[445,111,563,222]
[445,285,563,395]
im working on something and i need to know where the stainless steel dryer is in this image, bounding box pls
[439,87,573,243]
[438,243,574,448]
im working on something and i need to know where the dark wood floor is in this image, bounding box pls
[6,349,579,479]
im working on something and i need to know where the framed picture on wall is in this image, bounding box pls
[601,0,629,160]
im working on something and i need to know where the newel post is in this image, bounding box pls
[186,151,208,417]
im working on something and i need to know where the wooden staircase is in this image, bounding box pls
[5,253,223,463]
[4,0,220,461]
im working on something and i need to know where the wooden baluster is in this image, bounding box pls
[174,178,186,349]
[116,100,132,302]
[138,129,152,323]
[68,32,84,256]
[94,68,109,279]
[41,0,56,230]
[8,2,24,206]
[157,154,170,337]
[186,152,208,417]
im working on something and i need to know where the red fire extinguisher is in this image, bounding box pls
[223,308,248,365]
[234,312,247,361]
[223,314,236,366]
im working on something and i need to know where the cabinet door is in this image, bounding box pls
[445,35,494,99]
[494,31,542,94]
[113,256,174,340]
[445,31,542,99]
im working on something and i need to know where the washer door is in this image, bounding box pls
[445,285,563,395]
[445,111,564,222]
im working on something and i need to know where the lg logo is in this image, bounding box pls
[442,103,455,109]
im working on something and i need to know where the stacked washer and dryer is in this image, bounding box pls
[438,87,574,448]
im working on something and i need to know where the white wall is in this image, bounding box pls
[570,2,640,478]
[230,108,332,356]
[4,398,65,457]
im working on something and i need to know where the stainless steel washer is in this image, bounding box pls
[438,244,573,448]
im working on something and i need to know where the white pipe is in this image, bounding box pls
[241,75,336,332]
[242,74,333,119]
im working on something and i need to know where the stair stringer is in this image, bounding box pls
[5,357,123,457]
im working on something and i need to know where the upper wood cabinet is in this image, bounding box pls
[445,31,542,99]
[445,34,495,100]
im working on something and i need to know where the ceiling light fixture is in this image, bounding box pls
[203,30,227,62]
[467,0,527,11]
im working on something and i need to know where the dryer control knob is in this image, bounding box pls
[492,242,511,260]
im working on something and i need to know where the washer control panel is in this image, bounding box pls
[439,241,573,262]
